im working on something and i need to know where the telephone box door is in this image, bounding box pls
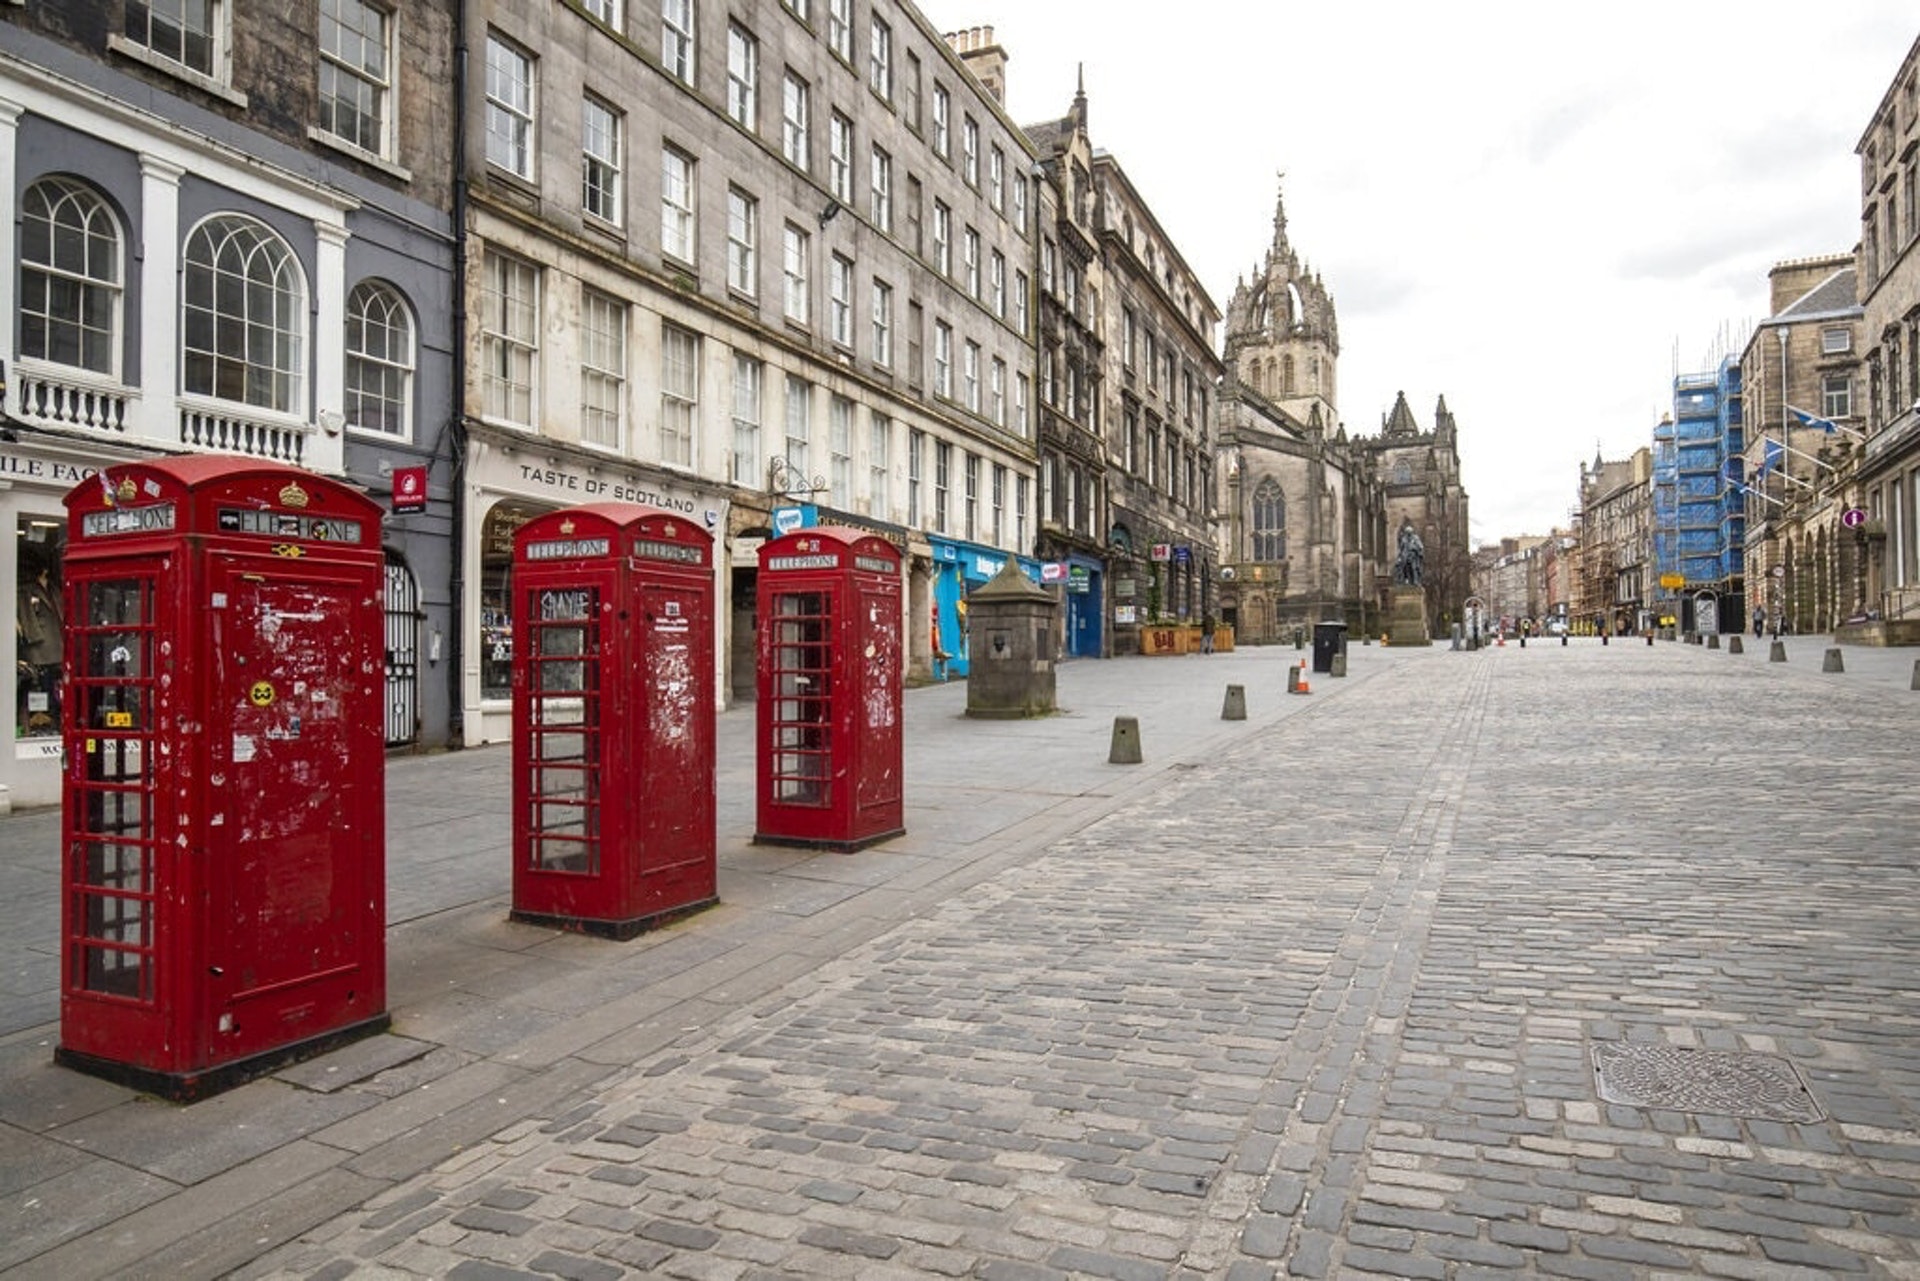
[631,577,714,907]
[517,571,613,894]
[207,553,384,1060]
[854,585,902,819]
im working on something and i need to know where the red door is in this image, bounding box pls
[206,554,382,1061]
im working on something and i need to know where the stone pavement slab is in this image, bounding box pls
[2,636,1918,1277]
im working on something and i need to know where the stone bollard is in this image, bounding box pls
[1911,658,1920,691]
[1708,634,1720,649]
[1770,640,1787,662]
[1561,634,1568,646]
[1728,635,1743,655]
[1222,684,1247,721]
[1331,651,1348,678]
[1823,647,1845,673]
[1286,663,1301,694]
[1109,716,1143,764]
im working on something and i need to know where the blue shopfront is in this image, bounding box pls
[1063,554,1104,658]
[929,535,1043,680]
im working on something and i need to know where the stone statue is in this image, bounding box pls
[1394,522,1425,588]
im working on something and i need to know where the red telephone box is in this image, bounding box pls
[57,456,388,1100]
[510,505,716,938]
[755,527,903,851]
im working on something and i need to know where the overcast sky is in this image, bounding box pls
[917,1,1917,544]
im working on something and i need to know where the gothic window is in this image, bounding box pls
[345,279,414,437]
[1282,354,1295,395]
[181,214,304,411]
[1253,477,1285,561]
[20,177,122,375]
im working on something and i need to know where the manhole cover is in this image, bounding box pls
[1590,1043,1825,1123]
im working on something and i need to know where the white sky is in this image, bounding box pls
[917,1,1917,544]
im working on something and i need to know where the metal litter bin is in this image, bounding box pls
[1311,620,1348,674]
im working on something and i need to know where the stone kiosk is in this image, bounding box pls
[1386,519,1433,647]
[965,560,1058,719]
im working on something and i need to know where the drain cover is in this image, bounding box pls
[1590,1043,1825,1123]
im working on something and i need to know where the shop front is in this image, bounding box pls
[2,433,149,812]
[927,534,1042,681]
[461,435,730,746]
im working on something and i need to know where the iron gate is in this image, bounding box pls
[384,553,420,747]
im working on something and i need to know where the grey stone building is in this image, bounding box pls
[1851,31,1920,644]
[457,1,1040,737]
[1738,255,1863,636]
[0,0,461,807]
[1022,79,1109,658]
[1094,150,1222,652]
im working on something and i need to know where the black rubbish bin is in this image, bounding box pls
[1311,621,1348,674]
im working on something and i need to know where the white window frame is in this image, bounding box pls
[869,412,890,513]
[964,226,980,298]
[868,15,891,99]
[782,222,810,324]
[962,340,980,413]
[990,250,1005,317]
[932,200,951,275]
[870,145,893,233]
[933,321,953,398]
[484,32,535,179]
[19,177,123,377]
[319,0,394,159]
[871,278,893,367]
[828,111,854,201]
[582,93,623,225]
[932,83,949,157]
[990,356,1006,427]
[660,322,697,467]
[989,145,1004,213]
[479,248,538,427]
[781,69,809,169]
[727,22,757,128]
[962,115,979,187]
[662,145,695,263]
[662,0,695,84]
[830,394,854,507]
[829,252,854,347]
[828,0,852,62]
[784,374,811,476]
[732,353,763,486]
[181,214,306,413]
[345,278,414,438]
[580,287,628,450]
[727,187,758,295]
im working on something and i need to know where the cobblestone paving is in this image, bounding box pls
[247,645,1920,1279]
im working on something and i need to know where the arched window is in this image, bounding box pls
[1253,477,1286,561]
[20,177,122,374]
[1282,354,1295,395]
[346,280,415,436]
[182,215,305,411]
[1248,360,1263,395]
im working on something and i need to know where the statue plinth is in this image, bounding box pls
[1385,585,1432,647]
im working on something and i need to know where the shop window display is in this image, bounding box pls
[17,516,66,739]
[479,500,551,700]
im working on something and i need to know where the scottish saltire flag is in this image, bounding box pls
[1759,438,1784,476]
[1787,405,1838,433]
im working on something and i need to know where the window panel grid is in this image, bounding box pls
[768,593,832,805]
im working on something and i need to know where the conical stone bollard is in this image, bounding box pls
[1222,684,1247,721]
[1286,664,1301,694]
[1911,658,1920,691]
[1109,716,1143,764]
[1770,640,1787,662]
[1331,651,1348,678]
[1728,635,1743,654]
[1707,634,1720,649]
[1823,647,1845,673]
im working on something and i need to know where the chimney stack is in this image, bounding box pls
[944,25,1007,105]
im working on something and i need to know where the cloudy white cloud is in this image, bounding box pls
[918,0,1916,542]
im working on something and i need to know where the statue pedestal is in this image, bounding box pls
[1386,585,1431,647]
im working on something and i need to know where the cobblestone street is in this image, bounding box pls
[5,639,1918,1278]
